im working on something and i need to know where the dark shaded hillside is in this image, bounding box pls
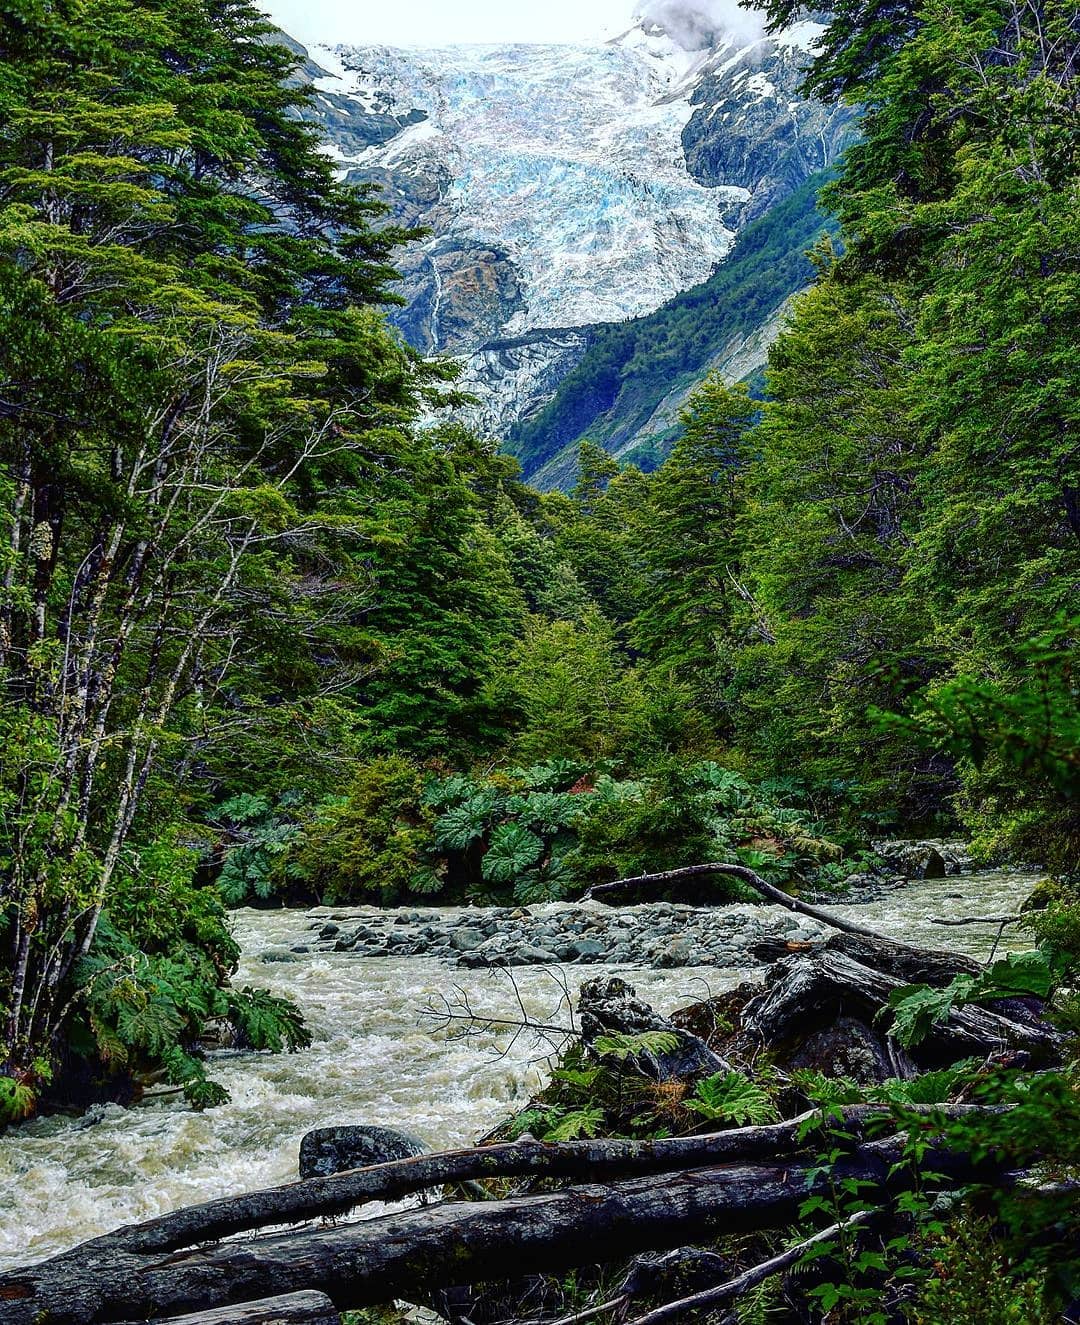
[506,173,837,488]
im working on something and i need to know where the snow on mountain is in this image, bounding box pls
[309,40,745,337]
[288,15,851,442]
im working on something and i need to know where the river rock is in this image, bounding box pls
[450,928,486,952]
[508,944,560,966]
[298,1124,428,1179]
[655,937,693,968]
[873,839,971,878]
[578,976,728,1081]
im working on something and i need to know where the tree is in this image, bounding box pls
[632,377,757,724]
[0,0,439,1102]
[735,270,939,813]
[491,610,640,764]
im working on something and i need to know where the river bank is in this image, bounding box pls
[0,866,1038,1270]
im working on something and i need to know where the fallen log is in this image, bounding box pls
[585,863,901,942]
[740,948,1063,1070]
[0,1139,1005,1325]
[822,931,978,985]
[30,1105,975,1259]
[115,1293,339,1325]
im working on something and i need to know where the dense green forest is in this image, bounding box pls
[0,0,1078,1314]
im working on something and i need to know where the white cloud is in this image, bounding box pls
[633,0,766,49]
[259,0,634,48]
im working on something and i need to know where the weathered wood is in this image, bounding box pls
[585,863,896,941]
[931,914,1023,927]
[25,1106,963,1260]
[741,949,1063,1067]
[0,1140,1002,1325]
[823,931,979,985]
[116,1292,339,1325]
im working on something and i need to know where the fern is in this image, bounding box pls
[871,1060,982,1106]
[543,1107,605,1141]
[551,1066,602,1089]
[89,1014,129,1067]
[114,997,185,1058]
[227,987,311,1053]
[686,1071,778,1125]
[0,1076,37,1125]
[790,1069,866,1107]
[737,1280,782,1325]
[161,1048,230,1111]
[592,1031,682,1061]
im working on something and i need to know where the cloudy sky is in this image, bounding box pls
[260,0,635,47]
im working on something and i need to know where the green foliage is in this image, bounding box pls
[481,824,545,885]
[66,843,308,1110]
[0,1074,37,1126]
[488,609,643,764]
[591,1031,682,1062]
[905,1219,1055,1324]
[567,760,841,890]
[288,757,434,905]
[685,1071,778,1126]
[630,379,758,725]
[0,0,465,1103]
[215,794,302,906]
[888,951,1056,1050]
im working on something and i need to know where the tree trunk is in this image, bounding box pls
[0,1141,1004,1325]
[115,1293,340,1325]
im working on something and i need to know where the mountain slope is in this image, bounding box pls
[507,173,835,487]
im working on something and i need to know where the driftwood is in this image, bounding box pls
[584,862,885,939]
[822,931,978,985]
[115,1293,339,1325]
[0,1137,1004,1325]
[741,947,1063,1071]
[8,1106,975,1262]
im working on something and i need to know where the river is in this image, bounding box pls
[0,868,1038,1269]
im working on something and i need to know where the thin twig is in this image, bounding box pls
[624,1210,876,1325]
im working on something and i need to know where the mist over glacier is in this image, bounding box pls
[633,0,767,49]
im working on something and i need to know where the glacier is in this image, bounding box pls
[289,15,850,444]
[309,35,747,338]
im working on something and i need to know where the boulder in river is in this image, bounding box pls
[578,976,729,1081]
[298,1124,428,1179]
[872,839,971,878]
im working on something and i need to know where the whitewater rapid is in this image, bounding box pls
[0,869,1038,1269]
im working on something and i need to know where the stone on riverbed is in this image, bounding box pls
[298,1124,428,1179]
[316,903,832,972]
[578,976,729,1081]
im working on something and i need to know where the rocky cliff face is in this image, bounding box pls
[290,16,854,468]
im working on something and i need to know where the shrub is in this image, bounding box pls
[288,756,437,904]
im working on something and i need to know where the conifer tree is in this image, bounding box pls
[632,377,756,723]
